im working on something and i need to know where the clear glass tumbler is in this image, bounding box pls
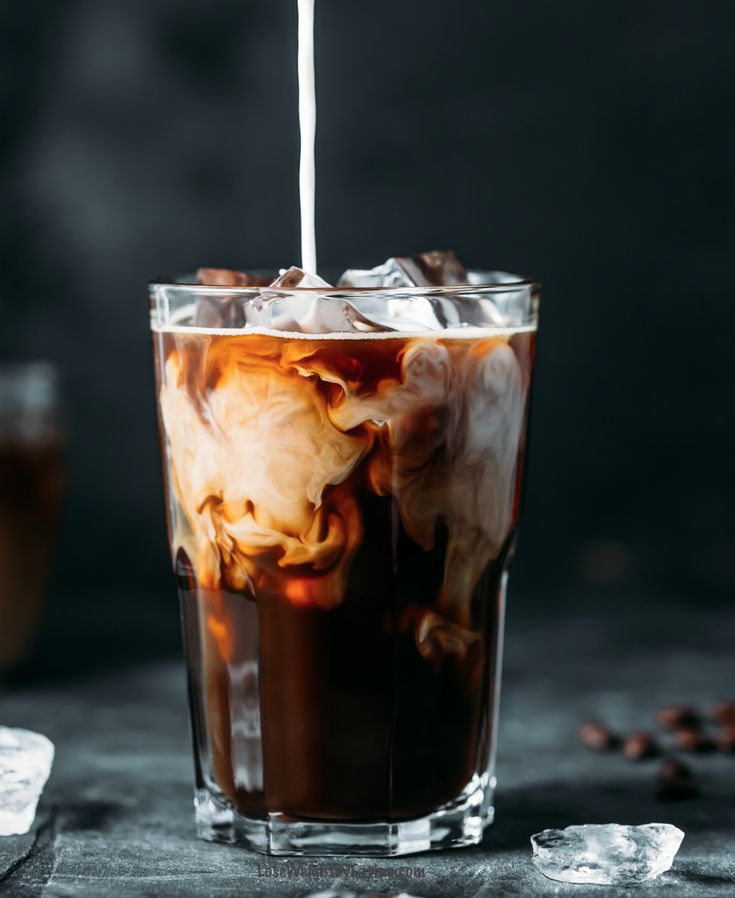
[150,271,538,856]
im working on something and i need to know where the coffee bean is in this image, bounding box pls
[715,725,735,753]
[579,721,619,751]
[656,705,699,730]
[674,727,714,753]
[713,701,735,726]
[623,731,658,761]
[657,757,699,800]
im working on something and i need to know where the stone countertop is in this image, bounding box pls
[1,599,734,898]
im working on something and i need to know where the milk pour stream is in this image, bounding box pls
[298,0,317,273]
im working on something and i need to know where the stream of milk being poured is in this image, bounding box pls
[298,0,317,273]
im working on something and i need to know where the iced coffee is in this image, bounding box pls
[151,253,538,855]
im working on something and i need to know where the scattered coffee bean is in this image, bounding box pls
[579,721,619,751]
[712,701,735,726]
[715,725,735,753]
[656,705,699,730]
[674,727,714,753]
[657,757,699,800]
[623,731,658,761]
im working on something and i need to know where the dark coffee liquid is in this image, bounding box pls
[0,442,63,667]
[156,328,534,822]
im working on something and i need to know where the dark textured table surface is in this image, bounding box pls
[1,598,734,898]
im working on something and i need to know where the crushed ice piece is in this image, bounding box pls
[230,660,263,793]
[190,258,518,335]
[0,726,54,836]
[194,269,271,328]
[394,250,468,286]
[193,296,245,329]
[346,295,460,332]
[337,250,468,288]
[270,266,332,289]
[256,267,347,334]
[196,267,270,287]
[531,823,685,885]
[337,258,413,289]
[337,251,514,331]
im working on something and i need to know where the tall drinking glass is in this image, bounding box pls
[150,272,538,856]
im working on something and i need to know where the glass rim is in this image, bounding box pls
[149,270,540,298]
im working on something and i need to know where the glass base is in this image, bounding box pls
[194,778,494,857]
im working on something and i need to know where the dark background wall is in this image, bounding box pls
[1,1,733,670]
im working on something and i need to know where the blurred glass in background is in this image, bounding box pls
[0,362,64,670]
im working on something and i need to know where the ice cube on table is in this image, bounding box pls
[531,823,685,885]
[0,726,54,836]
[337,250,468,288]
